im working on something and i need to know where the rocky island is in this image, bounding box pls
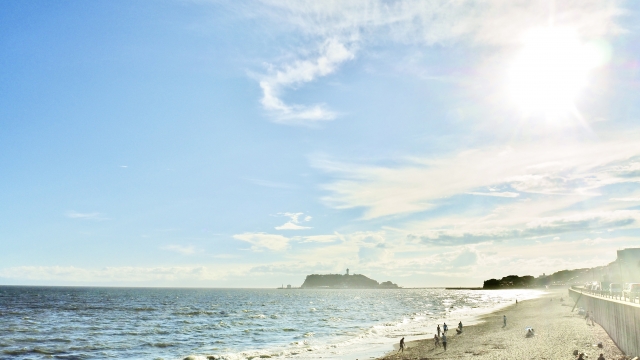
[300,269,399,289]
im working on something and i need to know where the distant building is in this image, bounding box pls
[287,284,291,289]
[346,268,349,275]
[611,248,640,282]
[607,248,640,283]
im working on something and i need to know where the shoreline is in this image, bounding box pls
[375,289,626,360]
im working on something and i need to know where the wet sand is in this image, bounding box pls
[377,289,627,360]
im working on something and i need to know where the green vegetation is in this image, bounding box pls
[300,274,399,289]
[483,275,535,289]
[483,266,609,289]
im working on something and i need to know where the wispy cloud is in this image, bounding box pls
[233,232,291,251]
[65,211,107,220]
[162,245,197,255]
[245,178,298,189]
[254,0,623,124]
[259,0,622,45]
[275,212,312,230]
[0,265,242,283]
[610,197,640,202]
[407,210,640,246]
[296,233,342,243]
[259,38,354,124]
[468,191,520,198]
[314,137,640,219]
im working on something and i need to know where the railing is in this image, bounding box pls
[568,287,640,357]
[570,285,640,304]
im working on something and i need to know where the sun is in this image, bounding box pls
[507,27,607,115]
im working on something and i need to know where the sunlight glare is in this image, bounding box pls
[507,27,608,114]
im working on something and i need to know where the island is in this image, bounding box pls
[300,269,399,289]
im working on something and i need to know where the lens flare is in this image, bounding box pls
[507,27,609,115]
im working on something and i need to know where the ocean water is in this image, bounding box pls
[0,286,542,360]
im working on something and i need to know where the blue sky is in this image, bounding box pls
[2,0,640,287]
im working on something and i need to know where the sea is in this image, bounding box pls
[0,286,543,360]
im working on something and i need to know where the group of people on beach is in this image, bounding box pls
[432,321,462,351]
[396,297,613,360]
[397,321,463,354]
[400,312,514,354]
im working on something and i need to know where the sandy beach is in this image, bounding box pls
[376,289,627,360]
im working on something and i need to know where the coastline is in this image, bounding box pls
[375,289,625,360]
[284,289,544,360]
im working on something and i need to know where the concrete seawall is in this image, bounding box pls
[569,288,640,357]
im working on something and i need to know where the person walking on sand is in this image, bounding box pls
[441,333,447,351]
[437,324,441,337]
[503,315,507,327]
[458,321,463,331]
[443,323,448,333]
[398,337,405,353]
[434,334,441,348]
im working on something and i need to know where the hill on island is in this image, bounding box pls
[300,273,399,289]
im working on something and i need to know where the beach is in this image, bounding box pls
[377,289,626,360]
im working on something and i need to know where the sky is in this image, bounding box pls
[2,0,640,288]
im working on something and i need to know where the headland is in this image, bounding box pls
[300,272,399,289]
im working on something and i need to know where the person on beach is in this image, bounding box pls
[503,315,507,327]
[398,337,405,353]
[443,323,448,333]
[434,334,441,348]
[458,321,462,331]
[525,327,535,337]
[516,299,518,305]
[597,354,605,360]
[441,333,447,351]
[437,324,441,336]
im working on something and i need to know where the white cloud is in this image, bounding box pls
[275,222,311,230]
[314,137,640,219]
[212,254,239,259]
[0,265,237,283]
[65,211,106,220]
[260,0,622,45]
[162,245,197,255]
[259,38,354,125]
[407,210,640,246]
[275,212,312,230]
[254,0,623,124]
[233,232,291,251]
[296,234,342,243]
[468,191,520,198]
[5,232,632,287]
